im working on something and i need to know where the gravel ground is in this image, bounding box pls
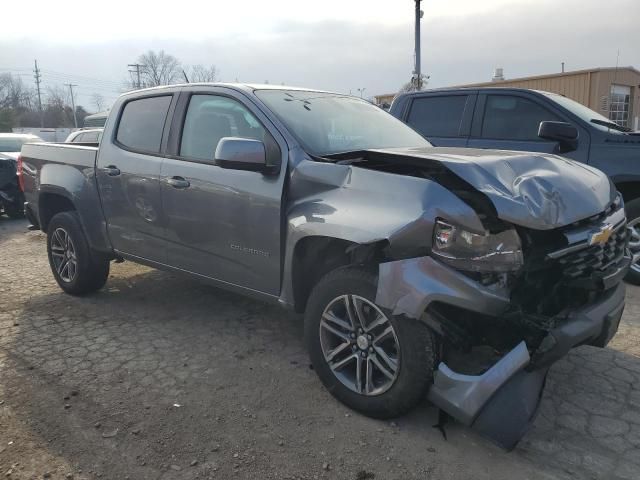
[1,217,640,480]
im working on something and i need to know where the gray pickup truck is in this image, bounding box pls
[21,84,630,449]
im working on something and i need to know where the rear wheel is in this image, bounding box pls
[305,267,437,419]
[47,211,110,295]
[625,198,640,285]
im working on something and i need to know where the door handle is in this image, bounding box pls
[165,176,190,189]
[102,165,121,176]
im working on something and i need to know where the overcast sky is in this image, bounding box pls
[1,0,638,111]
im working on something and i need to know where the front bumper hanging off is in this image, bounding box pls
[376,256,627,450]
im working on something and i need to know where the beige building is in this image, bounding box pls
[375,66,640,130]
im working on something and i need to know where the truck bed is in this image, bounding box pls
[20,142,103,236]
[21,142,98,170]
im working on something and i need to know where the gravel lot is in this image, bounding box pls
[1,217,640,480]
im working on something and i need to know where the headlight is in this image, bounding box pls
[432,220,524,272]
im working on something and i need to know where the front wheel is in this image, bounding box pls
[625,198,640,285]
[304,267,437,419]
[47,211,110,295]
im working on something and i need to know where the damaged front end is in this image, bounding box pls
[376,192,630,450]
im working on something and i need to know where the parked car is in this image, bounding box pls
[65,128,103,144]
[21,84,630,449]
[0,133,43,218]
[0,133,43,159]
[390,88,640,282]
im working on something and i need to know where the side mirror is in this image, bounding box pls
[214,137,267,172]
[538,121,578,152]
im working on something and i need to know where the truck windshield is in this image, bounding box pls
[255,90,431,156]
[541,92,631,133]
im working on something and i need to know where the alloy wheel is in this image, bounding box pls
[319,294,400,396]
[50,227,78,283]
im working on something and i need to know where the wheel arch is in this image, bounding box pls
[289,235,389,313]
[38,189,76,231]
[615,181,640,205]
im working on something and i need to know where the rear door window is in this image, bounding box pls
[406,95,468,137]
[116,96,172,153]
[481,95,560,140]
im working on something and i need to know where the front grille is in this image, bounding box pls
[555,226,628,280]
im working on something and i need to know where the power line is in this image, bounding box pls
[128,63,145,89]
[64,83,78,128]
[33,60,43,128]
[40,69,123,87]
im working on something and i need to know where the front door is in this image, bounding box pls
[160,89,286,295]
[467,93,564,154]
[96,94,174,262]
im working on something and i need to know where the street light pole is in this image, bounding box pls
[414,0,423,90]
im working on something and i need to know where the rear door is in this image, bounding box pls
[160,87,287,295]
[467,92,563,154]
[96,93,176,262]
[403,92,476,147]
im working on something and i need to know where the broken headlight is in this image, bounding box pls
[432,220,524,272]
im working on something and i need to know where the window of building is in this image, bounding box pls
[116,96,172,153]
[609,85,631,127]
[406,95,467,137]
[180,95,267,161]
[481,95,560,141]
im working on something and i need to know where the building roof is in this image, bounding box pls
[453,66,640,88]
[372,66,640,102]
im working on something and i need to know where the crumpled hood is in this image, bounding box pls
[372,147,614,230]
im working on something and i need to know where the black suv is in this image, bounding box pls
[390,88,640,281]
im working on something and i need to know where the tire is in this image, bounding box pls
[46,211,110,295]
[625,198,640,285]
[304,267,437,419]
[4,191,24,219]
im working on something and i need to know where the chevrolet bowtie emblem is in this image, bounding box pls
[589,224,614,246]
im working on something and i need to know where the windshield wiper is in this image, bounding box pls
[590,118,632,133]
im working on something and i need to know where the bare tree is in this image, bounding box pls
[91,93,106,112]
[0,74,35,110]
[189,64,218,83]
[137,50,182,87]
[46,86,69,108]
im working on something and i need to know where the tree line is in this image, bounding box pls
[0,50,217,132]
[0,75,90,132]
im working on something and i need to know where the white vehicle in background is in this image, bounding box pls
[0,133,43,159]
[65,128,103,144]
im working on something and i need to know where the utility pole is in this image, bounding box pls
[128,63,144,89]
[65,83,78,128]
[33,60,43,127]
[414,0,423,90]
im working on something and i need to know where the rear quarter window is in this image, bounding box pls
[116,96,172,153]
[406,95,467,137]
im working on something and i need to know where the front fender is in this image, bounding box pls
[279,159,485,307]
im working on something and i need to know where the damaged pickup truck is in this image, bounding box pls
[20,84,631,449]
